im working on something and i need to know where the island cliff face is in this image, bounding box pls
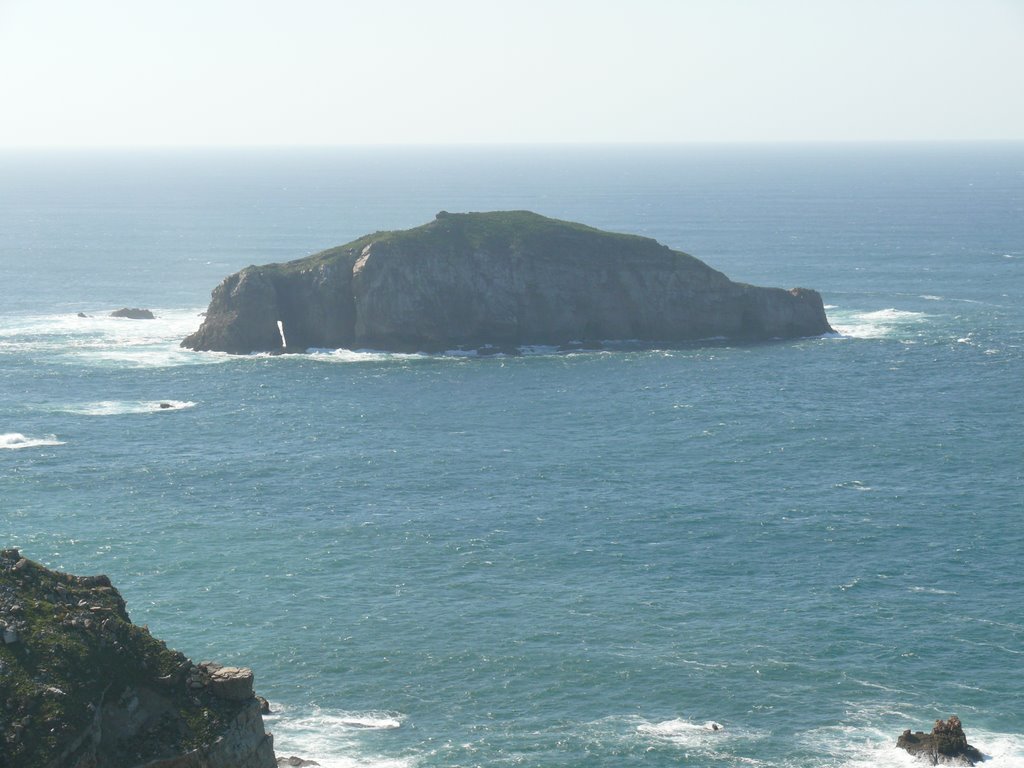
[0,549,276,768]
[182,211,833,354]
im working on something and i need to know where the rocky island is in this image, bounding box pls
[0,549,276,768]
[897,716,984,766]
[181,211,833,354]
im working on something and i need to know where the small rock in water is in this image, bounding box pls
[110,307,155,319]
[277,758,320,767]
[159,402,174,409]
[896,715,984,765]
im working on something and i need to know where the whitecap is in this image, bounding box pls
[829,308,927,339]
[637,716,727,741]
[835,480,872,492]
[306,348,428,363]
[860,309,926,320]
[1,432,65,450]
[330,714,402,731]
[55,400,196,416]
[846,677,901,693]
[0,308,221,369]
[908,586,958,595]
[799,722,1024,768]
[519,344,566,355]
[265,707,409,768]
[633,716,771,765]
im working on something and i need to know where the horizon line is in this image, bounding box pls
[2,138,1023,152]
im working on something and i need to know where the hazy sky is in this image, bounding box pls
[1,0,1022,147]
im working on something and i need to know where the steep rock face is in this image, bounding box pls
[0,549,276,768]
[182,211,833,354]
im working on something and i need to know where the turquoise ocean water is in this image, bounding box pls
[2,145,1022,767]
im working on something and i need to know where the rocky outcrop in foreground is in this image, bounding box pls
[182,211,833,354]
[0,549,276,768]
[897,716,984,765]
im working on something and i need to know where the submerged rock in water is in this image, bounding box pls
[896,716,984,765]
[0,548,277,767]
[182,210,833,354]
[111,307,155,319]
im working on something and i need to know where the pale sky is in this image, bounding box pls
[0,0,1022,147]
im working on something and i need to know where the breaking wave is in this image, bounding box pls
[0,309,220,368]
[637,716,729,740]
[793,722,1024,768]
[265,707,410,768]
[828,308,928,339]
[54,400,196,416]
[1,432,65,450]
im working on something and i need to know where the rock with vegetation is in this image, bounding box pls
[896,716,984,765]
[0,549,276,768]
[181,210,833,354]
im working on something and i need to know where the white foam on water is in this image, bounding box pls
[799,723,1024,768]
[907,585,958,595]
[633,715,768,766]
[835,480,873,492]
[0,432,66,450]
[54,400,196,416]
[265,706,412,768]
[306,348,429,363]
[828,308,928,339]
[635,716,750,746]
[0,308,222,368]
[973,730,1024,766]
[518,344,567,355]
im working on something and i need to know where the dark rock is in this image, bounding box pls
[111,307,155,319]
[77,312,88,318]
[897,716,985,765]
[278,757,320,767]
[0,551,277,767]
[182,211,833,355]
[257,695,272,714]
[159,402,174,409]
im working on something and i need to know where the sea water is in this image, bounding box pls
[1,144,1022,767]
